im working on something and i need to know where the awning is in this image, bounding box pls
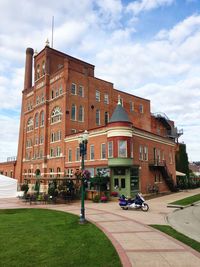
[176,171,186,176]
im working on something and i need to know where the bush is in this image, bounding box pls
[93,195,100,203]
[100,196,108,202]
[111,191,118,197]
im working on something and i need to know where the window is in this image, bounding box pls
[139,104,144,113]
[76,147,80,161]
[39,135,44,144]
[50,148,54,157]
[57,167,61,177]
[55,89,59,97]
[101,143,106,159]
[118,140,127,158]
[96,90,100,102]
[78,85,84,97]
[51,90,54,99]
[108,142,113,158]
[139,145,143,160]
[104,111,109,124]
[144,146,148,161]
[71,104,76,121]
[51,107,62,123]
[96,109,100,125]
[36,64,40,79]
[59,85,63,95]
[71,83,76,95]
[39,150,43,159]
[35,137,38,145]
[121,178,126,189]
[68,149,72,162]
[130,101,134,112]
[119,97,123,106]
[27,117,33,132]
[104,94,109,104]
[41,92,44,103]
[71,129,77,134]
[90,145,94,160]
[50,168,54,178]
[56,147,61,157]
[131,141,133,158]
[42,61,45,75]
[40,111,44,126]
[78,105,84,122]
[36,96,40,105]
[169,152,173,164]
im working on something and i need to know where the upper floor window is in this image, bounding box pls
[139,104,144,113]
[104,94,109,104]
[36,64,40,79]
[71,83,76,95]
[118,140,127,158]
[39,135,44,144]
[101,143,106,159]
[41,92,44,103]
[55,89,59,97]
[36,96,40,105]
[27,117,33,132]
[60,85,63,95]
[51,107,62,124]
[96,90,100,102]
[108,141,113,158]
[56,147,61,157]
[35,113,39,128]
[105,111,109,125]
[50,148,54,157]
[144,146,148,161]
[71,104,76,121]
[78,85,84,97]
[78,106,84,122]
[96,109,100,125]
[90,145,94,160]
[51,90,54,99]
[68,149,72,162]
[42,61,45,75]
[139,145,143,160]
[130,101,134,112]
[40,111,44,126]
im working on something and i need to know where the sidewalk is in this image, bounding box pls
[1,188,200,267]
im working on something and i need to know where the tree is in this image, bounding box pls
[176,143,190,177]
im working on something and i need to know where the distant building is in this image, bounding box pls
[0,43,183,196]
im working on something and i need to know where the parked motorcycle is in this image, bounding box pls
[119,193,149,212]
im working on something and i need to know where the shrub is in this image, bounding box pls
[93,195,100,203]
[111,191,118,197]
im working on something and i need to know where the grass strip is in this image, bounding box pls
[150,224,200,252]
[169,193,200,206]
[0,209,122,267]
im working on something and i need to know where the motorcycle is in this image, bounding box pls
[119,193,149,212]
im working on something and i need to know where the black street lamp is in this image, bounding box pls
[79,130,89,224]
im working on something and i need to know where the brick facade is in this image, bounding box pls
[0,44,181,195]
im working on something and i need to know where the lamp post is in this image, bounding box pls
[79,130,89,224]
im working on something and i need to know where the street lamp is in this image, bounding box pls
[79,130,89,224]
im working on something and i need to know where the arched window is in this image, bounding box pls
[40,111,44,126]
[51,90,54,99]
[51,107,62,123]
[71,104,76,121]
[57,167,61,178]
[78,105,84,122]
[27,117,33,132]
[42,61,45,75]
[35,113,39,128]
[36,64,40,79]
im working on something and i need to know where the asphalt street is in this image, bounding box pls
[167,203,200,242]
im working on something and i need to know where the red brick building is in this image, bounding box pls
[1,43,183,196]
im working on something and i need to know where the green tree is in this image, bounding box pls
[176,143,190,177]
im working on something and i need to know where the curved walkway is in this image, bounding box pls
[1,188,200,267]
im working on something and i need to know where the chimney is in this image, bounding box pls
[24,47,34,90]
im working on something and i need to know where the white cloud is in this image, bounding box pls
[0,1,199,161]
[126,0,174,15]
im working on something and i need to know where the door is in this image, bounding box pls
[112,167,128,196]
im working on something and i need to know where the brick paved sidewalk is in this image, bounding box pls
[1,188,200,267]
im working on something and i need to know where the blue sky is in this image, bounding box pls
[0,0,200,162]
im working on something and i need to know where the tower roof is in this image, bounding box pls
[109,102,131,123]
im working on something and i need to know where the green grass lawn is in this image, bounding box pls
[150,225,200,252]
[0,209,122,267]
[169,193,200,206]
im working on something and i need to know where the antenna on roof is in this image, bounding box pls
[51,16,54,48]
